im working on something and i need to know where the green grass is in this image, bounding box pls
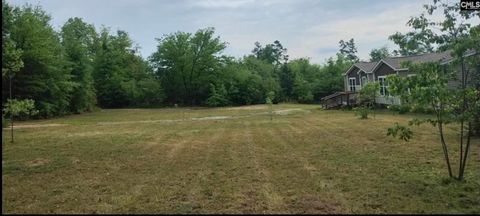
[2,104,479,214]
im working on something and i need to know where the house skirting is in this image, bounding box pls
[375,96,401,105]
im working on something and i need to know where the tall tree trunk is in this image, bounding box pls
[10,75,14,143]
[459,122,472,180]
[459,57,466,178]
[438,118,453,178]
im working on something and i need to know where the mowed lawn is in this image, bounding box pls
[2,104,479,214]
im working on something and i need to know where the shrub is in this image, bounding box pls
[387,122,413,141]
[388,105,410,114]
[206,84,230,107]
[3,99,39,120]
[354,106,370,119]
[410,105,434,114]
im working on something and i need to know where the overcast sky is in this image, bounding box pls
[8,0,443,64]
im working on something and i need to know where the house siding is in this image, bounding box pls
[375,63,396,77]
[367,73,374,82]
[344,76,348,92]
[347,67,360,85]
[397,70,416,77]
[445,63,476,89]
[323,51,477,109]
[358,71,367,86]
[450,65,478,88]
[373,63,400,105]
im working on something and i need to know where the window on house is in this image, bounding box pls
[349,78,356,92]
[378,76,388,96]
[361,76,367,87]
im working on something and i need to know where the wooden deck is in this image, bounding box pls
[320,92,358,109]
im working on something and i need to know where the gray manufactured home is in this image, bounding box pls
[321,50,478,109]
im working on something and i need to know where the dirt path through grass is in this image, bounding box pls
[6,108,309,129]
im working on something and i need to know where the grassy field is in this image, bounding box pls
[2,104,479,214]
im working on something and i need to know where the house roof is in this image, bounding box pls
[354,61,378,73]
[343,61,378,75]
[382,50,453,70]
[343,49,476,76]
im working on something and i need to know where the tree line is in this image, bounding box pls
[1,1,363,119]
[2,2,165,118]
[2,0,477,122]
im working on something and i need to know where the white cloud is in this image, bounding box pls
[190,0,256,9]
[288,2,431,63]
[189,0,441,64]
[9,0,475,65]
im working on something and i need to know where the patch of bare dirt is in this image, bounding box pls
[96,119,180,125]
[70,157,81,165]
[191,116,233,120]
[24,158,51,167]
[8,123,66,129]
[225,105,268,110]
[273,108,309,115]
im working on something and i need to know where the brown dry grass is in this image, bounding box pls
[2,104,479,214]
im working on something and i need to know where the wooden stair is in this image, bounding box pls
[320,92,358,109]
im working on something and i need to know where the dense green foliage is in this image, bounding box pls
[386,0,480,180]
[2,1,351,117]
[369,46,391,61]
[1,1,165,117]
[3,98,38,142]
[387,61,479,180]
[93,29,164,108]
[3,98,38,120]
[355,82,380,119]
[61,17,97,113]
[389,0,479,56]
[353,107,369,119]
[205,83,230,107]
[357,82,380,105]
[2,0,477,122]
[149,28,226,105]
[338,38,359,62]
[4,3,73,117]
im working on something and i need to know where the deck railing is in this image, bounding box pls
[320,92,358,109]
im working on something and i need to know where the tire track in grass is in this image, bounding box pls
[286,115,362,212]
[301,115,391,174]
[198,120,269,213]
[219,120,262,213]
[244,120,286,213]
[189,124,226,213]
[227,122,248,212]
[133,122,194,158]
[298,113,403,213]
[214,124,252,213]
[200,123,239,213]
[108,126,198,213]
[274,122,343,213]
[144,121,255,213]
[279,123,320,175]
[233,120,269,213]
[116,122,204,213]
[158,122,226,213]
[144,125,208,213]
[257,125,288,213]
